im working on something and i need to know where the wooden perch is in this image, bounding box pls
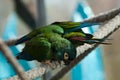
[81,7,120,23]
[5,7,120,80]
[50,13,120,80]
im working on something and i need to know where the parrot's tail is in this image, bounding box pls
[16,55,19,60]
[16,52,23,60]
[70,37,112,45]
[64,22,99,34]
[16,52,34,61]
[15,35,30,45]
[91,38,112,42]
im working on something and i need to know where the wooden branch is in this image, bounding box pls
[81,7,120,23]
[0,39,29,80]
[50,13,120,80]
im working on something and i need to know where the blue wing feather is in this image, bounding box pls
[15,35,30,45]
[65,22,99,34]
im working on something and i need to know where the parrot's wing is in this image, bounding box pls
[52,21,98,34]
[17,36,52,61]
[52,21,98,29]
[63,32,86,39]
[15,35,30,45]
[64,22,99,34]
[15,29,42,45]
[63,32,94,41]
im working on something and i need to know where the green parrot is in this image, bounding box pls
[15,21,110,66]
[16,32,76,66]
[63,31,111,47]
[15,21,99,45]
[52,22,111,47]
[52,22,110,46]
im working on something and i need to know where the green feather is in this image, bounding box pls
[52,21,80,29]
[27,25,64,38]
[63,32,86,38]
[17,32,76,64]
[22,36,52,61]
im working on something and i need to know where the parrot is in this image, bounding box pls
[51,22,111,47]
[15,21,110,67]
[63,31,111,47]
[15,21,99,45]
[16,32,77,67]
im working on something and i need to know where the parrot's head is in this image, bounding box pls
[52,21,80,29]
[56,44,77,65]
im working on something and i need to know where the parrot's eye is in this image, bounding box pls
[64,52,69,60]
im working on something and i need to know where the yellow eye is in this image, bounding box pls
[64,52,69,60]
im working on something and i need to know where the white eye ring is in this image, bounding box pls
[64,52,69,60]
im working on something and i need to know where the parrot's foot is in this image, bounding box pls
[45,60,56,69]
[52,60,62,68]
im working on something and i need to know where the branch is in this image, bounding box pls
[50,13,120,80]
[3,7,120,46]
[81,7,120,23]
[0,39,29,80]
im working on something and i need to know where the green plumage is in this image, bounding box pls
[17,32,76,64]
[22,37,52,61]
[52,21,80,29]
[25,25,64,40]
[16,21,109,65]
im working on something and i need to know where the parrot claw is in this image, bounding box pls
[45,60,56,69]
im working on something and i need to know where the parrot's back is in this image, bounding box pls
[16,36,53,61]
